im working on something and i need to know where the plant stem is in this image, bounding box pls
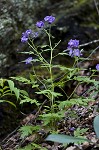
[48,27,54,113]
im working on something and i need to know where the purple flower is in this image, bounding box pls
[25,29,32,36]
[69,127,75,131]
[21,29,32,43]
[67,39,82,57]
[44,15,55,24]
[25,57,33,64]
[96,64,99,70]
[22,29,32,37]
[21,36,28,43]
[73,49,81,57]
[36,21,45,28]
[68,39,79,48]
[68,48,82,57]
[68,48,73,57]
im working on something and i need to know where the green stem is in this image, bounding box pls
[32,64,50,100]
[48,27,54,113]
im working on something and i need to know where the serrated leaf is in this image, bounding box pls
[74,128,89,137]
[19,126,33,138]
[74,76,99,85]
[11,77,31,84]
[20,96,39,106]
[19,125,40,139]
[58,98,94,109]
[36,90,62,98]
[20,90,29,97]
[93,115,99,138]
[45,134,90,144]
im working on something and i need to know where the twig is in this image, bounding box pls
[88,45,99,58]
[1,126,20,144]
[94,0,99,16]
[79,39,99,47]
[24,99,47,125]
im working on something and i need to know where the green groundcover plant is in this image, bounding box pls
[2,15,99,149]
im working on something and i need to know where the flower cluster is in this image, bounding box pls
[44,16,55,24]
[21,15,55,43]
[21,29,38,43]
[67,39,82,57]
[36,15,55,28]
[21,29,32,43]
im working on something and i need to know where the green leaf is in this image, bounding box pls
[19,51,34,54]
[0,100,16,108]
[45,134,90,144]
[93,115,99,138]
[19,125,41,139]
[58,98,94,109]
[13,87,20,100]
[20,96,39,106]
[3,86,9,91]
[7,80,14,93]
[0,78,5,87]
[36,90,62,98]
[3,90,11,94]
[74,127,89,138]
[40,112,64,126]
[0,89,3,93]
[20,90,29,97]
[74,76,99,85]
[7,80,20,100]
[51,91,63,97]
[19,126,33,138]
[11,77,31,84]
[17,144,33,150]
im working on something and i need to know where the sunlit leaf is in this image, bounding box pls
[11,77,31,84]
[45,134,90,144]
[7,80,14,92]
[93,115,99,138]
[13,87,20,100]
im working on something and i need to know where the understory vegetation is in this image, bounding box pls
[1,15,99,150]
